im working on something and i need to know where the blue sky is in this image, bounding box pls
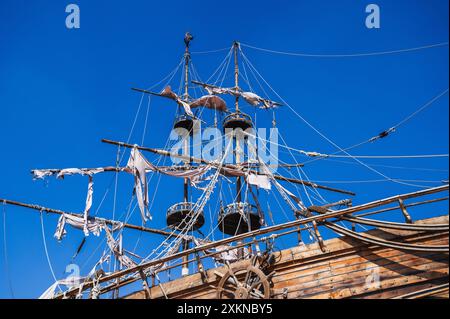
[0,0,448,298]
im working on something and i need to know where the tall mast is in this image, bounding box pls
[182,32,193,277]
[233,41,243,203]
[233,41,240,112]
[182,32,193,202]
[183,32,193,100]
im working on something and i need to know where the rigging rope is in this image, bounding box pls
[324,222,448,252]
[308,158,449,172]
[191,47,231,54]
[2,202,15,298]
[240,42,449,58]
[80,61,184,273]
[309,178,446,184]
[40,211,62,293]
[392,89,449,129]
[141,95,152,145]
[237,46,448,175]
[240,50,439,189]
[324,154,449,159]
[300,88,448,165]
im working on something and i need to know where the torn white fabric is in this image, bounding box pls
[127,147,153,222]
[202,85,231,95]
[179,100,194,117]
[82,175,94,236]
[104,226,137,269]
[240,92,261,106]
[54,213,105,241]
[126,148,213,222]
[32,170,53,180]
[193,82,280,109]
[247,173,271,190]
[160,165,212,187]
[32,168,105,180]
[240,91,279,109]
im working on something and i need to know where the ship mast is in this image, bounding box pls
[183,32,192,203]
[233,41,243,203]
[233,41,240,112]
[182,32,193,277]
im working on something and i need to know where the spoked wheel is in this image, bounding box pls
[216,264,271,299]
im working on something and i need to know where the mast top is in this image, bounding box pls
[184,32,194,49]
[183,32,194,100]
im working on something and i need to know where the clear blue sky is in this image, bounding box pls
[0,0,448,298]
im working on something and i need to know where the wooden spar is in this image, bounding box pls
[340,215,449,231]
[0,198,172,237]
[31,166,131,175]
[355,196,449,218]
[31,165,206,177]
[273,174,355,196]
[102,138,208,164]
[55,184,449,298]
[191,80,284,107]
[131,87,166,98]
[101,138,355,196]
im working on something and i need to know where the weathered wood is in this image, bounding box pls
[123,215,449,299]
[56,185,449,298]
[398,198,413,223]
[0,198,172,237]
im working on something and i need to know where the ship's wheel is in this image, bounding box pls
[216,264,271,299]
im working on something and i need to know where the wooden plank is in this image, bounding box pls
[276,263,448,299]
[271,237,447,285]
[123,215,449,299]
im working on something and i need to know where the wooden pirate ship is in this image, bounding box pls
[0,33,448,299]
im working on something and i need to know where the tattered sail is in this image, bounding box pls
[126,147,213,222]
[139,85,229,115]
[190,95,228,112]
[127,147,154,222]
[32,168,105,180]
[104,227,137,269]
[160,85,194,116]
[54,213,105,241]
[192,81,281,109]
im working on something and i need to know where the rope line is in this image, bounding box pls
[240,50,433,189]
[2,202,15,298]
[191,47,231,54]
[40,211,62,293]
[240,42,449,58]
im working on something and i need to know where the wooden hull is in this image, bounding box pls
[125,215,449,299]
